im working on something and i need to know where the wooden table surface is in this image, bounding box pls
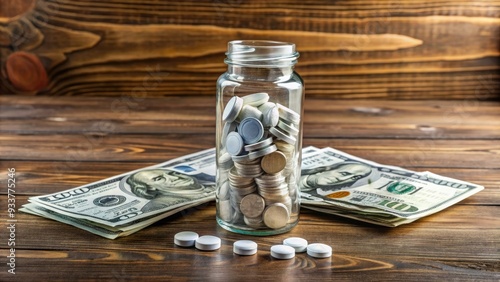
[0,95,499,281]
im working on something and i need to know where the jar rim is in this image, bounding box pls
[225,40,299,66]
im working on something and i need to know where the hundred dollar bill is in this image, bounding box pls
[25,148,217,228]
[299,147,484,226]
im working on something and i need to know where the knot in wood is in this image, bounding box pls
[5,51,48,93]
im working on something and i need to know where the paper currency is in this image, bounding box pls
[299,146,484,226]
[21,148,217,239]
[21,146,484,238]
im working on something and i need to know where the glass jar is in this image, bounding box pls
[215,40,304,235]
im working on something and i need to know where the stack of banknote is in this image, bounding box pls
[21,147,483,239]
[299,146,484,227]
[21,149,218,239]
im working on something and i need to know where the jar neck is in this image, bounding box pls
[226,64,295,82]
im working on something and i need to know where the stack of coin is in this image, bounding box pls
[217,92,301,230]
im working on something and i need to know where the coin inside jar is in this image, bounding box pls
[262,203,290,229]
[261,150,287,174]
[239,193,266,218]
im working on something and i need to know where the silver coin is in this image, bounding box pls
[244,215,265,229]
[244,137,274,152]
[239,193,266,218]
[277,120,299,136]
[276,103,300,125]
[263,203,290,229]
[248,144,277,160]
[269,127,296,145]
[274,140,295,153]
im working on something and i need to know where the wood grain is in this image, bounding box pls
[0,96,498,280]
[1,1,499,99]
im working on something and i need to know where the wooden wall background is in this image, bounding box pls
[0,0,499,99]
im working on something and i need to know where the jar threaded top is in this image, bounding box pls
[225,40,299,67]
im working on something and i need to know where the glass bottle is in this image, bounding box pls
[215,40,304,235]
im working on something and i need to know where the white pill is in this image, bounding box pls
[226,132,245,156]
[270,245,295,259]
[239,117,264,144]
[221,121,238,145]
[174,231,199,247]
[223,96,244,122]
[238,105,263,121]
[258,102,279,128]
[306,243,332,258]
[242,92,269,106]
[195,235,221,251]
[233,240,258,256]
[283,237,308,253]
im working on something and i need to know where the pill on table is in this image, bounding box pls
[283,237,308,253]
[242,92,269,106]
[226,132,245,156]
[233,240,258,256]
[195,235,222,251]
[306,243,332,258]
[261,150,287,174]
[223,96,243,122]
[239,117,264,144]
[174,231,199,247]
[270,245,295,259]
[263,203,290,229]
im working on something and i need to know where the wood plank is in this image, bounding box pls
[1,97,500,139]
[1,133,498,169]
[1,1,499,99]
[0,199,497,280]
[4,198,499,253]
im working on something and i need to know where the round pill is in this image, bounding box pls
[221,121,238,145]
[174,231,199,247]
[239,117,264,144]
[242,92,269,106]
[283,237,308,253]
[238,105,264,122]
[226,132,245,156]
[270,245,295,260]
[306,243,332,258]
[223,96,243,122]
[195,235,222,251]
[258,102,279,128]
[233,240,258,256]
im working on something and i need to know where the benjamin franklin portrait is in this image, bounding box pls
[125,169,215,213]
[300,161,379,196]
